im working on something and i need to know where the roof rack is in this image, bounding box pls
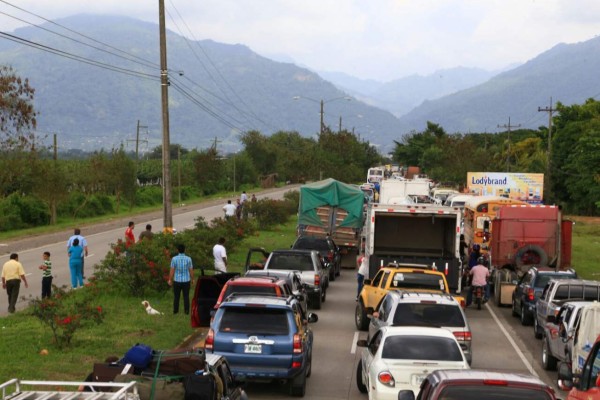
[394,291,455,301]
[223,293,298,306]
[385,262,437,271]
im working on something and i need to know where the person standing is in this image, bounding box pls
[168,244,194,315]
[68,238,84,289]
[2,253,28,313]
[357,252,369,300]
[251,194,257,203]
[67,228,88,279]
[125,221,135,247]
[235,199,242,220]
[240,191,248,204]
[223,200,236,218]
[39,251,52,299]
[138,224,154,241]
[213,237,228,273]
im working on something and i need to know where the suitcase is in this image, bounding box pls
[146,349,206,377]
[93,362,131,382]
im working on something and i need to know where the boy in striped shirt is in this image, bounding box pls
[39,251,52,299]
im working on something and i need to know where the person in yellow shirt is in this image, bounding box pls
[1,253,28,313]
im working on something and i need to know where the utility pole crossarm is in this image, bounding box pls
[497,117,521,172]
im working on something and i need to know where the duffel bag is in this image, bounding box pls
[183,373,216,400]
[122,343,154,369]
[147,349,206,376]
[114,373,185,400]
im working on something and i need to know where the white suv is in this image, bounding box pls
[356,326,469,399]
[368,291,472,364]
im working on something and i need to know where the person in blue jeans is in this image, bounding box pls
[68,238,84,289]
[168,244,194,314]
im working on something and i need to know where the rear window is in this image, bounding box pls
[224,285,277,298]
[391,272,446,291]
[392,304,465,327]
[555,284,600,301]
[293,239,330,251]
[219,308,289,335]
[381,335,462,361]
[439,385,553,400]
[535,274,577,288]
[268,254,315,271]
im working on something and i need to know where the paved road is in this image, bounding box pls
[0,187,296,316]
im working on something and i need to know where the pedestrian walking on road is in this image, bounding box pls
[213,237,228,273]
[223,200,236,218]
[138,224,154,241]
[240,191,248,204]
[39,251,53,299]
[124,221,135,248]
[67,228,88,279]
[168,244,194,315]
[1,253,28,313]
[68,238,84,289]
[357,252,369,300]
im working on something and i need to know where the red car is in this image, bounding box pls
[558,334,600,399]
[213,275,292,310]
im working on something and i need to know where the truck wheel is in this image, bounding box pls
[321,289,327,303]
[515,245,548,268]
[533,317,543,339]
[542,339,558,370]
[521,305,532,326]
[356,360,368,393]
[355,302,369,331]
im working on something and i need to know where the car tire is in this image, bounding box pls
[533,317,543,339]
[312,293,322,310]
[355,301,369,331]
[542,339,558,370]
[356,360,368,394]
[329,270,336,282]
[289,369,307,397]
[511,299,519,317]
[521,305,532,326]
[335,264,341,277]
[306,353,312,378]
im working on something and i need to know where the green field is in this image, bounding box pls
[570,217,600,280]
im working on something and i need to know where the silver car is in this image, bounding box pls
[369,291,472,364]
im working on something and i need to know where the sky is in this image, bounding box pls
[2,0,600,82]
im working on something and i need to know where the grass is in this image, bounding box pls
[570,217,600,280]
[0,217,298,382]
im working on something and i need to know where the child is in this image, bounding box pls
[39,251,52,298]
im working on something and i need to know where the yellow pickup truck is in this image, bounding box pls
[355,264,465,330]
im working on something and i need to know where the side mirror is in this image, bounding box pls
[295,294,305,302]
[372,311,380,319]
[307,313,318,323]
[557,362,574,391]
[356,339,368,348]
[363,279,372,286]
[398,390,416,400]
[546,315,556,324]
[365,307,375,316]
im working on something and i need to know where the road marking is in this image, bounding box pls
[486,302,538,377]
[87,253,95,258]
[351,331,359,354]
[0,244,7,247]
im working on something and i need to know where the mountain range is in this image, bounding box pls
[1,15,600,153]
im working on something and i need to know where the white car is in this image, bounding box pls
[356,326,470,399]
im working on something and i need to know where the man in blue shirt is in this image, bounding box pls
[168,244,194,315]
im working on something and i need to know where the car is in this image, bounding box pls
[291,236,341,282]
[557,334,600,399]
[263,249,328,309]
[244,269,309,315]
[355,263,465,331]
[355,326,469,399]
[368,291,472,364]
[212,275,293,311]
[399,369,558,400]
[512,267,577,325]
[205,294,318,397]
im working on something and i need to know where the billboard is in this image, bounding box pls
[467,172,544,204]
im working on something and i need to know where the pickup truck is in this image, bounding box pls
[534,279,600,339]
[558,334,600,399]
[542,301,592,370]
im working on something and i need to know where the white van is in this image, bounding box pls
[367,167,384,183]
[445,194,473,209]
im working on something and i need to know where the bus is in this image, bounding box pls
[463,195,528,253]
[367,167,384,183]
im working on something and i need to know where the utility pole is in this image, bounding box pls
[320,100,324,136]
[159,0,173,230]
[127,120,148,161]
[177,146,182,206]
[497,117,521,172]
[338,116,342,133]
[53,133,57,161]
[539,97,556,202]
[212,136,222,151]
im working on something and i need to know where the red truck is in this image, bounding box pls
[489,205,573,305]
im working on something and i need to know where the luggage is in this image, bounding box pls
[114,373,185,400]
[93,362,131,382]
[122,343,154,369]
[146,349,206,377]
[183,374,216,400]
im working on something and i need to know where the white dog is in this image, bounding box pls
[142,300,163,315]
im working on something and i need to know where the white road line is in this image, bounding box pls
[351,331,359,354]
[86,254,95,258]
[486,302,538,377]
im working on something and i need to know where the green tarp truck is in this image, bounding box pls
[298,179,365,268]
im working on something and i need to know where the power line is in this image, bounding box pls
[497,117,521,172]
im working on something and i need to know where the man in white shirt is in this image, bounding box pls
[223,200,237,218]
[213,237,228,273]
[240,191,248,203]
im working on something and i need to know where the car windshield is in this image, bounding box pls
[224,285,277,298]
[391,273,446,291]
[438,385,553,400]
[381,335,462,361]
[268,254,315,271]
[219,308,289,335]
[293,239,330,251]
[535,274,577,288]
[392,304,465,327]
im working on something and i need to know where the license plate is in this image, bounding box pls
[412,374,426,386]
[244,344,262,354]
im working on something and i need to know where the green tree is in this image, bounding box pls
[31,160,68,224]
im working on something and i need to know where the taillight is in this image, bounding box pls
[459,299,466,308]
[327,251,334,261]
[483,379,508,386]
[205,328,214,350]
[292,361,301,369]
[314,274,320,286]
[293,334,302,354]
[377,371,395,387]
[453,331,472,342]
[527,288,535,301]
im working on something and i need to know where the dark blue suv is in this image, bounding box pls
[511,267,577,325]
[205,295,318,397]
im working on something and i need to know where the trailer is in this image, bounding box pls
[0,379,139,400]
